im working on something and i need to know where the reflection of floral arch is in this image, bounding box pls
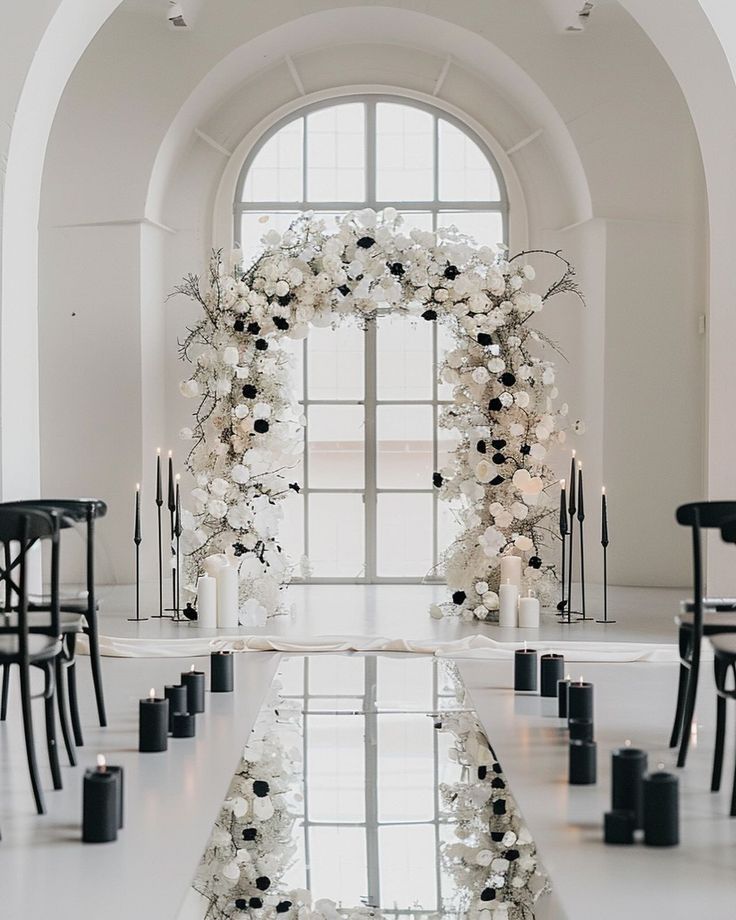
[175,209,582,622]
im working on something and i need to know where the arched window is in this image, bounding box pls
[234,97,509,583]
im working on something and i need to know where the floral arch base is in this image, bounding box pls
[175,210,583,623]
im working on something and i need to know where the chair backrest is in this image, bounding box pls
[7,498,107,523]
[0,507,60,652]
[676,501,736,529]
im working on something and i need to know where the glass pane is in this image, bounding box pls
[437,210,504,247]
[377,314,433,400]
[278,656,304,696]
[378,714,436,823]
[438,498,463,558]
[438,118,500,201]
[377,493,433,577]
[242,118,303,201]
[376,102,434,201]
[377,405,433,489]
[240,211,300,268]
[307,714,366,822]
[278,335,304,402]
[280,491,304,563]
[308,324,364,400]
[379,825,438,910]
[307,103,365,201]
[437,423,460,471]
[399,211,433,232]
[307,405,364,488]
[308,655,365,696]
[308,826,368,906]
[309,493,364,577]
[376,656,435,710]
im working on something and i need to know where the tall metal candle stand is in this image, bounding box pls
[596,486,615,623]
[557,479,568,619]
[128,484,148,622]
[153,449,170,619]
[173,478,183,621]
[166,451,177,615]
[566,452,577,624]
[576,461,591,621]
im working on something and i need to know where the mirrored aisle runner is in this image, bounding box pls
[181,656,549,920]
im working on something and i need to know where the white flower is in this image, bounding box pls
[475,581,489,595]
[429,603,444,619]
[488,357,505,373]
[479,526,505,558]
[216,378,232,397]
[494,509,514,528]
[473,606,488,620]
[207,499,228,519]
[475,459,494,483]
[515,391,530,409]
[179,426,193,440]
[530,443,546,461]
[523,264,536,280]
[231,464,250,484]
[222,346,239,366]
[482,590,500,610]
[210,477,229,497]
[514,535,533,552]
[511,502,528,520]
[179,378,200,398]
[471,366,490,385]
[542,367,555,385]
[253,402,272,419]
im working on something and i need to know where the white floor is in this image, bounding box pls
[1,582,728,920]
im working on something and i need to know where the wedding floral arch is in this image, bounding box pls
[175,209,582,622]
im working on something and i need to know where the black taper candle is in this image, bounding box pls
[557,479,568,616]
[155,449,165,619]
[182,665,206,713]
[167,450,176,613]
[569,718,594,742]
[172,712,196,738]
[569,739,597,785]
[597,487,615,623]
[540,653,564,697]
[128,485,147,622]
[566,451,576,622]
[612,744,647,829]
[164,684,188,732]
[139,690,169,752]
[557,676,571,718]
[576,462,589,620]
[568,679,594,721]
[514,646,537,692]
[643,766,679,846]
[82,756,118,843]
[174,478,182,618]
[604,809,635,845]
[211,651,235,692]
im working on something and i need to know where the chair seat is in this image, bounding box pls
[676,611,736,633]
[0,611,82,633]
[710,634,736,657]
[0,634,61,662]
[681,598,736,613]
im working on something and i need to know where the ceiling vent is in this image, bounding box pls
[167,2,189,29]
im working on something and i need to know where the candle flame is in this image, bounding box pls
[157,447,161,456]
[560,478,565,489]
[96,754,107,771]
[168,449,173,458]
[571,449,576,458]
[148,687,155,699]
[579,675,584,684]
[657,761,665,771]
[524,640,527,652]
[136,482,140,492]
[602,485,606,495]
[577,460,582,470]
[176,473,181,482]
[625,739,631,747]
[190,664,195,672]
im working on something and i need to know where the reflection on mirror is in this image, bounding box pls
[184,656,549,920]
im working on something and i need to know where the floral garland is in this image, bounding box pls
[193,665,549,920]
[175,210,582,621]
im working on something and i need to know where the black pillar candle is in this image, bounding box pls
[557,676,571,718]
[604,809,635,845]
[82,756,118,843]
[107,763,124,829]
[643,767,679,846]
[569,739,597,785]
[568,679,594,721]
[171,712,196,738]
[569,718,594,742]
[540,654,564,697]
[164,684,188,732]
[514,646,537,692]
[211,651,234,693]
[612,743,648,829]
[182,665,206,713]
[139,689,169,752]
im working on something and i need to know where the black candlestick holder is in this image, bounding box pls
[597,516,614,624]
[576,465,591,621]
[128,497,147,623]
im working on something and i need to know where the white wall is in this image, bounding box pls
[34,0,707,588]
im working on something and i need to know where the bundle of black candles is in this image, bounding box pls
[130,448,187,623]
[604,747,679,847]
[557,451,613,625]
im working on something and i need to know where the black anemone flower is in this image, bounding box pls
[254,419,269,434]
[490,475,504,486]
[234,319,245,332]
[480,890,496,902]
[389,262,405,276]
[289,482,300,493]
[422,309,437,321]
[255,338,268,351]
[249,898,263,909]
[476,440,487,454]
[500,372,516,387]
[444,264,459,280]
[491,439,506,450]
[529,556,542,569]
[235,899,248,910]
[242,384,257,399]
[277,293,292,307]
[233,542,247,557]
[273,316,290,330]
[357,236,375,248]
[433,472,443,488]
[276,903,292,914]
[477,332,493,347]
[452,590,466,605]
[247,321,261,335]
[338,284,351,296]
[253,780,270,797]
[256,877,271,892]
[520,444,531,455]
[488,397,503,412]
[242,827,257,841]
[492,453,506,465]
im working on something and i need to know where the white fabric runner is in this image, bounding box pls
[78,632,691,663]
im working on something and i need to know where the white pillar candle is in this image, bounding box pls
[500,555,522,590]
[216,564,239,629]
[195,574,217,628]
[518,592,540,628]
[203,553,228,578]
[498,580,519,628]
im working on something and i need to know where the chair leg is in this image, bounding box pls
[669,661,689,748]
[55,654,76,767]
[18,661,45,815]
[730,726,736,817]
[712,693,727,792]
[67,660,84,748]
[86,616,107,728]
[677,655,700,768]
[1,663,9,721]
[42,662,62,791]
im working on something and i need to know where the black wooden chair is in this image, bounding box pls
[670,502,736,769]
[0,507,67,814]
[0,499,108,743]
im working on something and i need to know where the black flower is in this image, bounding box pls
[256,877,271,892]
[253,780,270,797]
[477,333,493,347]
[491,439,506,450]
[433,472,443,488]
[254,419,269,434]
[492,453,506,465]
[491,776,506,789]
[242,827,257,841]
[444,264,459,280]
[480,889,496,902]
[478,765,487,780]
[233,542,247,557]
[249,898,263,909]
[476,440,487,454]
[242,384,257,399]
[276,903,292,914]
[422,309,437,321]
[234,319,245,332]
[277,293,292,307]
[490,475,504,486]
[488,397,503,412]
[235,899,248,910]
[500,372,516,387]
[255,338,268,351]
[289,482,300,493]
[273,316,290,330]
[493,799,507,815]
[452,590,466,605]
[338,284,351,296]
[357,236,375,248]
[529,555,542,569]
[520,444,531,455]
[389,262,405,276]
[247,322,261,335]
[490,831,505,842]
[505,849,520,861]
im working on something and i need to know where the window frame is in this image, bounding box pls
[233,94,509,584]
